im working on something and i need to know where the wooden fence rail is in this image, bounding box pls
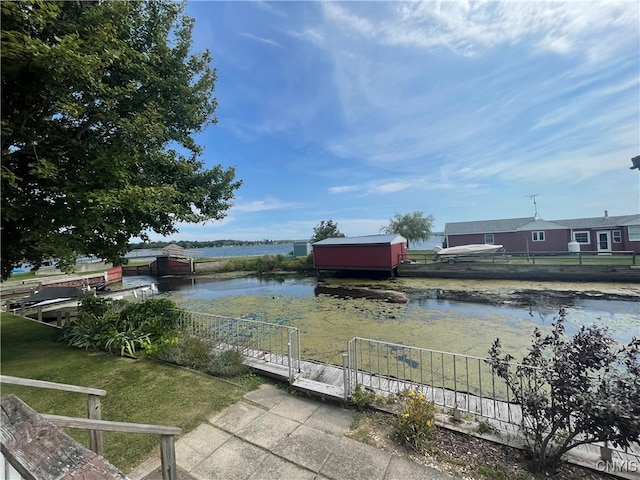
[0,375,181,480]
[0,375,106,454]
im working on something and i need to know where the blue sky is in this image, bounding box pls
[156,1,639,242]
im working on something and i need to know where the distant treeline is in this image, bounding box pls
[129,239,293,250]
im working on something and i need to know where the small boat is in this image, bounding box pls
[433,244,503,263]
[9,286,82,310]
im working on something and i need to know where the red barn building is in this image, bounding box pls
[312,234,408,276]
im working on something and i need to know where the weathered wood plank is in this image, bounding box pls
[292,378,344,399]
[0,375,106,397]
[41,415,181,436]
[0,394,126,480]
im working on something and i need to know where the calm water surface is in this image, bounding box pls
[125,275,639,346]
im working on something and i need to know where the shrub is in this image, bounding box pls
[62,297,182,357]
[488,307,640,472]
[155,334,212,370]
[392,388,436,453]
[207,349,249,377]
[350,384,379,411]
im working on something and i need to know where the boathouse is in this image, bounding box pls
[312,234,407,276]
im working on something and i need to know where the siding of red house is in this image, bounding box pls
[445,215,640,254]
[312,235,407,273]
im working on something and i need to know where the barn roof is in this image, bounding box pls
[444,214,640,235]
[312,234,406,246]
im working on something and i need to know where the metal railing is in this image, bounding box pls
[345,337,538,425]
[178,311,301,380]
[344,337,640,465]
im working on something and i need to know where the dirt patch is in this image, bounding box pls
[348,410,616,480]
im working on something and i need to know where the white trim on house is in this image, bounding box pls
[596,231,612,253]
[573,231,591,244]
[532,231,545,242]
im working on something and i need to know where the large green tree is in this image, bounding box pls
[310,220,345,243]
[1,0,241,279]
[381,211,434,248]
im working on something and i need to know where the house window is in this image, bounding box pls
[629,226,640,242]
[573,231,590,244]
[484,233,494,244]
[532,231,545,242]
[612,230,621,243]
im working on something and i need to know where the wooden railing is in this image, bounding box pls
[0,375,181,480]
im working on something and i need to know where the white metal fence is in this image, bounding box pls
[178,310,301,380]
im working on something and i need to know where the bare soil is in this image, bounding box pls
[348,410,617,480]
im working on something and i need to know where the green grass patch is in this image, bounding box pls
[1,313,263,473]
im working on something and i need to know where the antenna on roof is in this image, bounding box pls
[524,194,541,219]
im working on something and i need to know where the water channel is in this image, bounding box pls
[125,274,639,365]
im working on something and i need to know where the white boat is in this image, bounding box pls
[433,244,503,262]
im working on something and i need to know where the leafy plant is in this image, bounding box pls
[350,383,379,411]
[208,349,249,377]
[487,307,640,472]
[62,297,182,357]
[156,334,212,370]
[392,388,436,453]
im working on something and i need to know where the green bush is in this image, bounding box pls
[217,254,314,273]
[208,349,249,377]
[350,384,379,411]
[61,297,181,357]
[156,334,212,370]
[392,388,436,453]
[156,335,248,378]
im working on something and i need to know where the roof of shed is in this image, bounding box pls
[444,214,640,235]
[312,234,406,246]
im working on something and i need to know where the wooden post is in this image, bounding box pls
[57,311,62,327]
[87,395,104,455]
[160,435,177,480]
[37,307,42,322]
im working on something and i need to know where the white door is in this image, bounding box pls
[596,231,612,254]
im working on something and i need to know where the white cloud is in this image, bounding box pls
[239,32,284,49]
[321,2,638,58]
[232,197,298,213]
[329,185,360,194]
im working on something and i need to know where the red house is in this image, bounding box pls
[444,213,640,254]
[312,234,408,276]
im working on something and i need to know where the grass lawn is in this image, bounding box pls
[0,313,264,473]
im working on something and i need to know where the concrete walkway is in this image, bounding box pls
[129,383,458,480]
